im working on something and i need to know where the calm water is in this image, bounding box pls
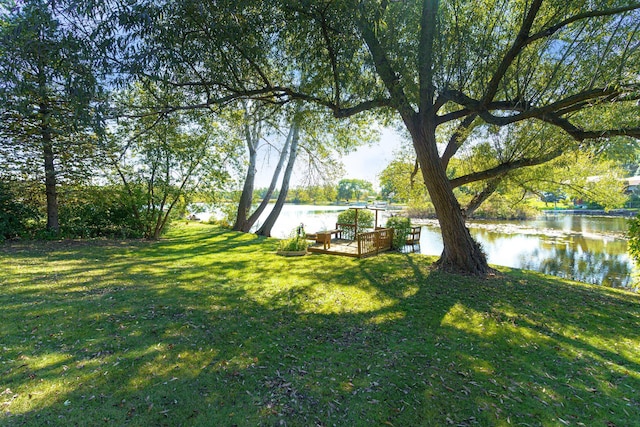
[200,204,636,289]
[418,215,634,289]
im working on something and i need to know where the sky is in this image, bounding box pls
[339,128,405,189]
[255,127,406,190]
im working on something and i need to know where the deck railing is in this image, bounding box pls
[336,222,358,240]
[357,228,393,257]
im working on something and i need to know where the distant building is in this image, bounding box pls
[625,176,640,194]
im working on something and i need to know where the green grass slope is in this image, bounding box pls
[1,223,638,426]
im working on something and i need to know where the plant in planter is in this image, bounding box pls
[276,225,310,256]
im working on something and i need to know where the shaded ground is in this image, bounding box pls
[1,223,639,426]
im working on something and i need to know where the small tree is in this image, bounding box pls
[109,83,237,239]
[337,208,374,240]
[0,180,40,241]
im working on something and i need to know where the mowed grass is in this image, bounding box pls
[1,223,639,426]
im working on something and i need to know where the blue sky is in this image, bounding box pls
[254,127,405,190]
[339,128,404,189]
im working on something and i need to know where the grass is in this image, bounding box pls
[1,223,639,426]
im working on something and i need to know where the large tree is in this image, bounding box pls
[109,0,640,276]
[273,0,640,275]
[0,0,103,232]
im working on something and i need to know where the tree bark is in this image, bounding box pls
[410,117,492,275]
[232,144,257,232]
[232,105,260,232]
[256,121,300,237]
[41,103,59,233]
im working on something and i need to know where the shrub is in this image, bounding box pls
[385,216,412,250]
[277,226,310,252]
[0,180,41,241]
[628,215,640,289]
[58,185,146,239]
[337,208,374,239]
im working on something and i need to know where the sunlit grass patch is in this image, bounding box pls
[1,223,639,426]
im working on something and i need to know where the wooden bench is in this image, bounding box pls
[315,229,341,250]
[406,226,422,252]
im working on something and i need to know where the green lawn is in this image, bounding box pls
[1,223,639,426]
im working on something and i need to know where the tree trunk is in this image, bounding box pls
[244,122,295,230]
[232,144,257,232]
[256,122,300,237]
[232,111,260,232]
[411,120,492,275]
[41,104,59,233]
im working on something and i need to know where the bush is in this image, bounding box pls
[277,226,310,252]
[59,185,146,239]
[385,216,412,250]
[337,208,374,239]
[0,181,41,241]
[628,215,640,289]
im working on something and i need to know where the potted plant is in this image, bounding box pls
[276,225,310,256]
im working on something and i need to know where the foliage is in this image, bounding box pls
[276,225,310,252]
[0,223,639,426]
[107,82,237,239]
[337,208,374,228]
[380,159,417,203]
[628,215,640,288]
[0,0,104,231]
[337,208,374,239]
[472,194,539,220]
[385,216,411,250]
[286,185,337,204]
[0,180,40,241]
[336,179,375,201]
[405,199,436,219]
[57,185,146,239]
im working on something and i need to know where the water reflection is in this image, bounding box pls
[417,220,634,289]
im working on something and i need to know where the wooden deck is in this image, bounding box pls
[308,239,362,257]
[307,228,394,258]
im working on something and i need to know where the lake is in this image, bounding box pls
[199,204,637,290]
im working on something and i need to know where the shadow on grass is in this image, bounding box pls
[1,224,639,426]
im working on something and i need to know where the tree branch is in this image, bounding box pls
[418,0,438,114]
[318,5,341,107]
[481,0,543,105]
[528,4,640,44]
[462,178,502,218]
[356,5,416,122]
[441,114,477,169]
[449,148,564,189]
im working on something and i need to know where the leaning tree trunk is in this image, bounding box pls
[232,115,259,232]
[232,147,256,232]
[244,123,295,230]
[256,122,300,237]
[411,120,492,276]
